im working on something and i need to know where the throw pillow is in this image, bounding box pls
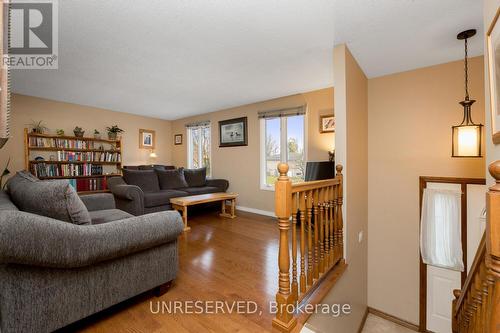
[183,167,207,187]
[122,169,160,192]
[6,171,91,225]
[156,168,189,190]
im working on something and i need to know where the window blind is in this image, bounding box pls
[185,120,210,128]
[258,105,306,119]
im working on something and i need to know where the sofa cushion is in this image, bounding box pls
[183,167,207,187]
[89,209,133,224]
[122,169,160,192]
[157,168,188,190]
[6,171,91,225]
[143,190,188,208]
[180,186,220,195]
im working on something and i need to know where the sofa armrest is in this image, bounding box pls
[108,177,144,215]
[111,184,143,201]
[80,193,115,211]
[0,210,184,268]
[206,179,229,192]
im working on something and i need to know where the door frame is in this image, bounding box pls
[418,176,486,332]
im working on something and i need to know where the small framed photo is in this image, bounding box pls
[487,7,500,144]
[320,114,335,133]
[219,117,248,147]
[139,129,155,149]
[174,134,183,145]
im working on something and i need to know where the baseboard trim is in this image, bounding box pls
[357,307,369,333]
[236,205,275,217]
[367,307,419,332]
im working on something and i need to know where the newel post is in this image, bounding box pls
[486,160,500,333]
[273,163,297,331]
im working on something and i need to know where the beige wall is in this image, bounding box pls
[367,57,485,324]
[306,45,368,333]
[171,87,334,213]
[485,0,500,182]
[0,94,172,175]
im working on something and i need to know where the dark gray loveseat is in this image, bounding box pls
[0,173,184,333]
[108,167,229,216]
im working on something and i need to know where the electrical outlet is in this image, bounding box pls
[358,231,363,243]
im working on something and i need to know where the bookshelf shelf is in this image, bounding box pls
[38,174,121,180]
[28,147,120,153]
[27,132,120,144]
[24,128,123,193]
[29,161,120,165]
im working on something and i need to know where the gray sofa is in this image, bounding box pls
[0,179,184,332]
[109,167,229,216]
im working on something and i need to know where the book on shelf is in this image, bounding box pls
[68,177,108,192]
[29,137,95,149]
[56,151,121,162]
[31,163,106,178]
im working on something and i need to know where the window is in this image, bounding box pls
[260,114,305,189]
[187,123,211,176]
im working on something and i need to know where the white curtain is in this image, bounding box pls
[420,188,464,271]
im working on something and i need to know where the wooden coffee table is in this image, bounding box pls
[170,192,238,231]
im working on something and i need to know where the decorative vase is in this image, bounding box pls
[108,132,117,140]
[74,130,84,138]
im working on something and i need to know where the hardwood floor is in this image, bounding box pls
[62,210,283,333]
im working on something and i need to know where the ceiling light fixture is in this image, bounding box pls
[452,29,483,158]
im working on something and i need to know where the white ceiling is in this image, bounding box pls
[12,0,483,120]
[12,0,335,120]
[334,0,484,78]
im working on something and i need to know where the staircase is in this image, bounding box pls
[452,161,500,333]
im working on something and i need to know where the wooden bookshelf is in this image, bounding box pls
[24,128,123,194]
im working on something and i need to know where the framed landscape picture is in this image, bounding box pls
[174,134,183,145]
[139,129,155,149]
[487,7,500,144]
[219,117,248,147]
[320,114,335,133]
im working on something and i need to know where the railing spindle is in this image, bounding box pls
[299,191,306,294]
[307,190,313,287]
[313,189,319,280]
[336,165,344,263]
[291,192,298,301]
[330,185,335,266]
[319,187,325,275]
[324,186,330,270]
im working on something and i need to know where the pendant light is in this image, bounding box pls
[452,29,483,157]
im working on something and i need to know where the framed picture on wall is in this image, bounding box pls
[487,7,500,144]
[174,134,183,145]
[139,129,155,149]
[219,117,248,147]
[320,114,335,133]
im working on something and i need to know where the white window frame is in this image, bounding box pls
[187,124,212,177]
[260,114,307,191]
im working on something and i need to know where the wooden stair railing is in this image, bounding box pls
[452,160,500,333]
[273,163,344,332]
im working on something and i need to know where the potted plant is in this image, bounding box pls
[106,125,124,140]
[93,129,101,139]
[56,129,65,136]
[27,120,48,134]
[73,126,85,138]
